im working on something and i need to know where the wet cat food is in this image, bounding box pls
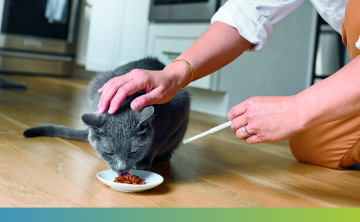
[114,173,145,185]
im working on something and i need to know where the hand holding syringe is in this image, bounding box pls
[183,121,231,144]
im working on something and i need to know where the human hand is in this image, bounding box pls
[98,68,186,114]
[227,96,303,144]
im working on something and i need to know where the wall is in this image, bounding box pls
[219,1,316,109]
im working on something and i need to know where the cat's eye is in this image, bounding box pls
[129,150,138,154]
[104,151,114,155]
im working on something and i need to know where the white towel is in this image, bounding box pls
[45,0,69,24]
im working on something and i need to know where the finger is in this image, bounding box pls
[130,88,164,110]
[230,114,247,133]
[108,81,147,114]
[236,127,255,140]
[235,127,250,140]
[99,69,142,103]
[98,78,131,113]
[244,135,261,144]
[227,102,247,121]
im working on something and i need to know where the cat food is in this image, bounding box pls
[113,173,145,185]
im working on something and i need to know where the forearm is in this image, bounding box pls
[164,21,252,86]
[295,55,360,130]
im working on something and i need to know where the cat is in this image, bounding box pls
[23,58,190,174]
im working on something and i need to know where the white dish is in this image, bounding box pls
[97,169,164,192]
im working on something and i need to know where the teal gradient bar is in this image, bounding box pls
[0,208,359,222]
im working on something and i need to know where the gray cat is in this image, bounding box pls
[23,58,190,173]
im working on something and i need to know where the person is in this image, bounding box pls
[97,0,360,170]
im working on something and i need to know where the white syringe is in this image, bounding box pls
[183,121,231,144]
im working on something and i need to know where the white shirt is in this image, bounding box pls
[211,0,348,51]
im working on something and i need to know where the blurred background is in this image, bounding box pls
[0,0,350,117]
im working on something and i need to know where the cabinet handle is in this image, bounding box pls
[67,0,81,44]
[162,51,181,56]
[162,51,181,60]
[0,50,74,61]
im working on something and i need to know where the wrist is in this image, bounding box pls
[293,93,316,131]
[163,60,193,89]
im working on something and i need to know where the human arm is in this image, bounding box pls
[98,21,251,113]
[228,55,360,144]
[98,0,305,113]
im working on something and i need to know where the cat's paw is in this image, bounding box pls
[134,160,153,170]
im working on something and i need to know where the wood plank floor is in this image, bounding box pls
[0,74,360,208]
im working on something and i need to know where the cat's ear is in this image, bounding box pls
[81,113,104,128]
[138,106,154,126]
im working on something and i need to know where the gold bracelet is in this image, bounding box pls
[171,59,194,89]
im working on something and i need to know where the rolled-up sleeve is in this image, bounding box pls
[211,0,305,51]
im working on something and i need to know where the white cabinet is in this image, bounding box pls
[146,23,229,117]
[85,0,150,72]
[146,23,220,91]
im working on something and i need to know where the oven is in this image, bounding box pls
[149,0,222,22]
[0,0,81,76]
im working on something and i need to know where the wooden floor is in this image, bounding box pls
[0,74,360,208]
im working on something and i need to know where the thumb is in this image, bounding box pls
[130,88,163,110]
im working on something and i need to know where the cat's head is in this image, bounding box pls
[81,106,155,173]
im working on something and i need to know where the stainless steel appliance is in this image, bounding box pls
[0,0,81,76]
[149,0,222,22]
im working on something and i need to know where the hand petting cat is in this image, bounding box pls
[98,64,189,114]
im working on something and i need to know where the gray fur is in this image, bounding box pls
[23,58,190,173]
[24,125,89,142]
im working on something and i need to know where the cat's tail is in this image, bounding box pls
[23,125,89,142]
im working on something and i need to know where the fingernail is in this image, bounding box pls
[98,87,103,93]
[133,101,141,110]
[108,106,114,114]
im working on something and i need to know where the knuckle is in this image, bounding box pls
[228,107,238,121]
[138,96,150,107]
[246,97,257,107]
[107,79,117,89]
[250,123,258,131]
[136,71,149,82]
[157,92,165,101]
[129,69,140,75]
[246,111,256,119]
[117,86,127,94]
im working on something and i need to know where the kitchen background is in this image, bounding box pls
[0,0,350,117]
